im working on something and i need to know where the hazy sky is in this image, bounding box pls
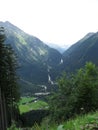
[0,0,98,46]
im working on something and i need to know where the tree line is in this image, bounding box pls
[0,27,20,130]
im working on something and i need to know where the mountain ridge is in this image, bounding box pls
[63,31,98,71]
[1,21,98,95]
[0,21,63,95]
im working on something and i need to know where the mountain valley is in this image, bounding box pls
[0,21,98,95]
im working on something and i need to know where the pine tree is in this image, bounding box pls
[0,27,7,130]
[5,45,20,122]
[0,27,20,129]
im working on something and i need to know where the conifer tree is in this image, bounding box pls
[0,27,20,129]
[0,27,7,130]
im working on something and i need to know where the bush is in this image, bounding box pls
[49,62,98,122]
[7,122,18,130]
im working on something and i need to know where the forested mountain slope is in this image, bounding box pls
[62,32,98,72]
[0,21,63,94]
[1,21,98,95]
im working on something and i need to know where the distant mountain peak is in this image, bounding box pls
[0,21,14,27]
[45,42,69,53]
[0,21,24,34]
[5,21,11,24]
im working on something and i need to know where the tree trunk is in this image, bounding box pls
[0,88,4,130]
[0,88,8,130]
[2,92,8,129]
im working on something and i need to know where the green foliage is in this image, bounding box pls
[49,72,75,122]
[73,62,98,113]
[62,111,98,130]
[7,122,19,130]
[49,62,98,122]
[0,27,20,129]
[7,111,98,130]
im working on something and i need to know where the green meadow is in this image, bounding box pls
[19,96,48,114]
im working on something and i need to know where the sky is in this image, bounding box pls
[0,0,98,46]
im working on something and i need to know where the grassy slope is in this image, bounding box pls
[19,96,48,114]
[34,111,98,130]
[8,111,98,129]
[19,97,35,104]
[62,111,98,130]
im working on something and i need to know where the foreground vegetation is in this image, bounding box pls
[49,62,98,122]
[8,111,98,130]
[8,62,98,129]
[62,111,98,130]
[0,27,20,130]
[39,111,98,130]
